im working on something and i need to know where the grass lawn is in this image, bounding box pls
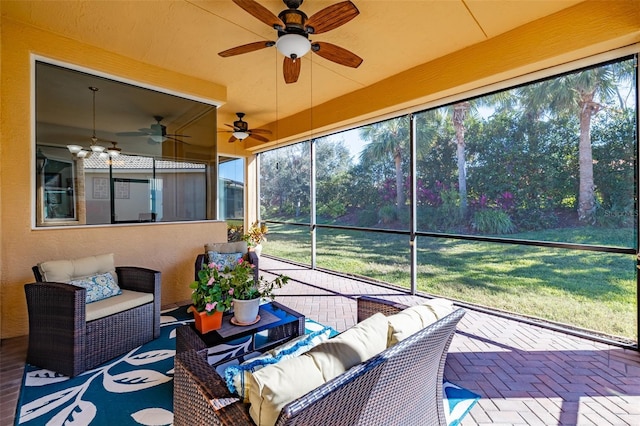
[262,223,637,341]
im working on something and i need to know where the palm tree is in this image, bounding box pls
[452,101,470,217]
[359,116,409,215]
[447,92,510,218]
[519,62,629,223]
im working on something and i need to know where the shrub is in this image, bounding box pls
[378,205,397,224]
[357,209,379,227]
[512,208,559,231]
[317,200,347,219]
[472,209,515,234]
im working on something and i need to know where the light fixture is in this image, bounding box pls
[150,134,165,144]
[106,141,121,157]
[232,131,250,140]
[275,34,311,60]
[87,86,105,153]
[67,87,121,159]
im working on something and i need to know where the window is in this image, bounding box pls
[218,156,245,222]
[34,60,217,227]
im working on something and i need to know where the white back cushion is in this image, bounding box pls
[205,241,248,254]
[38,253,116,283]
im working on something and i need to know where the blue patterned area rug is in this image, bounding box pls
[15,306,479,425]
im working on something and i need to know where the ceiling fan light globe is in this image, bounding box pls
[276,34,311,59]
[77,150,89,158]
[98,152,110,159]
[67,144,83,154]
[107,149,120,157]
[151,135,165,143]
[233,131,250,140]
[91,144,105,153]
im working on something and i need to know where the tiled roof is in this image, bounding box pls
[83,155,205,170]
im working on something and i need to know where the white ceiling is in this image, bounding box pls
[7,0,585,149]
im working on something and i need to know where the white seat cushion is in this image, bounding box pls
[85,289,153,321]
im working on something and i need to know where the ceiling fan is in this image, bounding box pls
[219,0,362,84]
[220,112,272,143]
[117,115,191,144]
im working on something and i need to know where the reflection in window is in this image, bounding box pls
[42,157,76,221]
[34,59,217,227]
[36,146,208,226]
[218,157,245,221]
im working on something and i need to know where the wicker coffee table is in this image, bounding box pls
[176,301,305,368]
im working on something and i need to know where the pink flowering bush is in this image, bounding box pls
[190,258,289,315]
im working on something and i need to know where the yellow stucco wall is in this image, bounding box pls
[0,18,229,338]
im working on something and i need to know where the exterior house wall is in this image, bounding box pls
[0,18,227,338]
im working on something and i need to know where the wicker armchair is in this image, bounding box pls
[174,296,465,426]
[195,241,259,282]
[25,264,161,377]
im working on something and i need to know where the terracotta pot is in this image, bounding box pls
[192,307,223,334]
[232,298,260,325]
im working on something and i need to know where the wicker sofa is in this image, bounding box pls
[174,296,465,426]
[25,253,161,377]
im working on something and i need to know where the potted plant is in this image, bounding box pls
[224,257,289,325]
[188,262,235,333]
[242,221,268,256]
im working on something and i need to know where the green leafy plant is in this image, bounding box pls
[242,221,269,247]
[472,209,515,234]
[191,258,290,312]
[378,205,397,224]
[189,262,235,315]
[230,258,290,301]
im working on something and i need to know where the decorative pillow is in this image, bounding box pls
[387,298,454,346]
[224,326,332,401]
[68,272,122,304]
[306,312,388,382]
[207,251,243,269]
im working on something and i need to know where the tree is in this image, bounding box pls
[315,138,354,219]
[359,116,409,215]
[518,61,631,223]
[452,102,470,217]
[447,92,512,219]
[259,143,311,219]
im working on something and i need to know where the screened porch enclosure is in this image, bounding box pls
[258,55,639,346]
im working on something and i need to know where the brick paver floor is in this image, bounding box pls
[261,256,640,426]
[3,256,638,425]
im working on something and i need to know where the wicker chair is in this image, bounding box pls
[25,262,161,377]
[174,296,465,426]
[195,241,259,282]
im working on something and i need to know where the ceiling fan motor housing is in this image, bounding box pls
[233,119,248,132]
[277,9,308,36]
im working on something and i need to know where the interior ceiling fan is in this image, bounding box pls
[219,0,362,84]
[117,115,191,144]
[221,112,272,143]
